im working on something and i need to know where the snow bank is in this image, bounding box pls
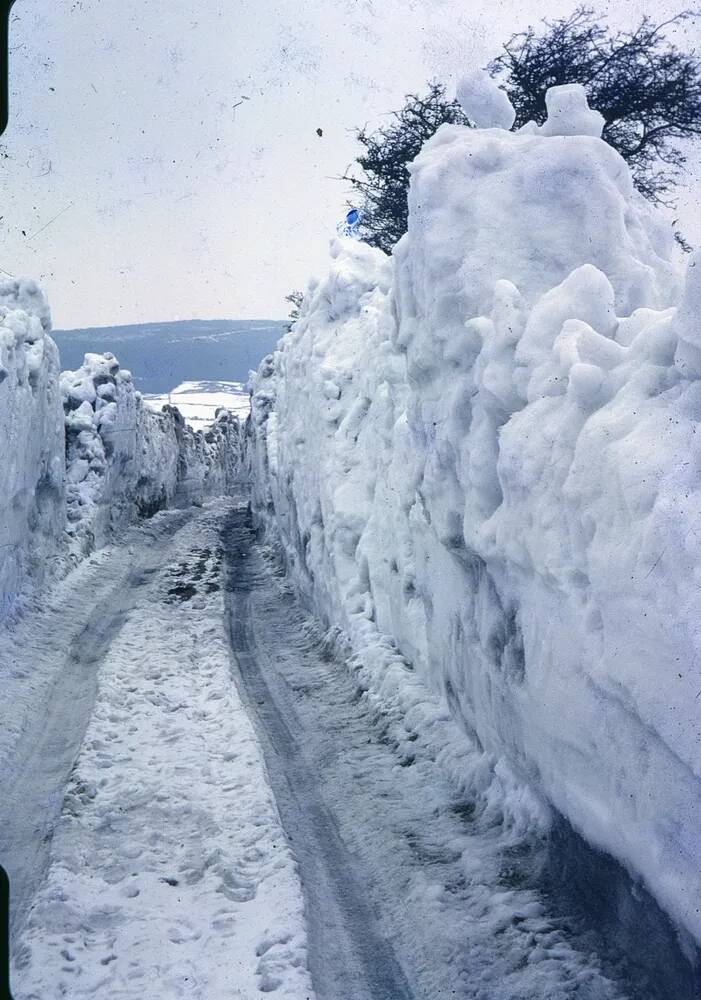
[249,85,701,946]
[0,280,64,617]
[1,295,244,615]
[62,353,243,552]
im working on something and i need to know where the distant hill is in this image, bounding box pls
[51,319,286,394]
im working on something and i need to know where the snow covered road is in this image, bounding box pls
[0,505,194,936]
[7,500,313,999]
[223,508,414,1000]
[3,496,697,999]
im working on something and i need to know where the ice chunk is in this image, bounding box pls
[66,458,89,484]
[456,70,516,130]
[540,84,605,138]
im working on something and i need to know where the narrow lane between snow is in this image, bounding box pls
[5,496,696,999]
[9,499,314,999]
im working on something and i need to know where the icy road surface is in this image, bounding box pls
[2,497,694,999]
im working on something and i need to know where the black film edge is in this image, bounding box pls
[0,863,12,1000]
[0,0,17,138]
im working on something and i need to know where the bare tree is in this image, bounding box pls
[342,83,469,254]
[345,10,701,252]
[490,7,701,202]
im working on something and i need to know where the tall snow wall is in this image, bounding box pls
[249,87,701,945]
[0,280,65,617]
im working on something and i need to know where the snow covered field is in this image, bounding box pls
[144,380,251,431]
[249,79,701,958]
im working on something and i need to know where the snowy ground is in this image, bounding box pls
[7,500,313,1000]
[144,380,251,430]
[2,495,696,998]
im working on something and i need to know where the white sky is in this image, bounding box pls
[3,0,701,328]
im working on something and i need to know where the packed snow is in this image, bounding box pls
[248,82,701,956]
[538,83,605,138]
[221,504,651,999]
[9,502,314,1000]
[144,380,251,431]
[456,70,516,130]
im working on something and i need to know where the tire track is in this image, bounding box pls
[222,505,415,1000]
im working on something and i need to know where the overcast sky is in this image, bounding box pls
[3,0,700,329]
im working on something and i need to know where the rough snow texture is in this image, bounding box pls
[540,84,605,138]
[61,352,243,553]
[248,90,701,948]
[0,279,65,618]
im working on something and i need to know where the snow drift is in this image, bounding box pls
[249,84,701,946]
[0,280,64,617]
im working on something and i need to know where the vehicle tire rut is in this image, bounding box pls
[222,504,415,1000]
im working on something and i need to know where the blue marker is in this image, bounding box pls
[336,208,361,238]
